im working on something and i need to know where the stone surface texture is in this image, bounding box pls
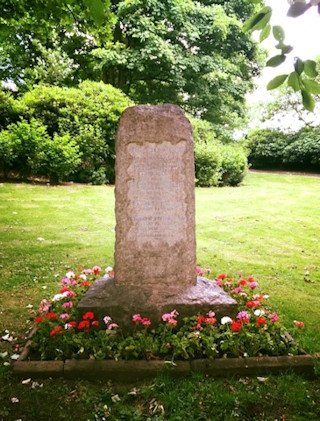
[78,104,237,328]
[114,104,196,287]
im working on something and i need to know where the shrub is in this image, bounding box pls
[33,134,81,184]
[219,145,248,186]
[246,129,291,169]
[283,127,320,170]
[0,119,48,179]
[194,142,222,187]
[19,81,134,183]
[0,89,21,131]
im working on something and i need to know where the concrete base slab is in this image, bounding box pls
[77,276,237,329]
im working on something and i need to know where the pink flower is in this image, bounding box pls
[270,313,279,322]
[92,320,99,326]
[207,311,215,318]
[167,318,177,326]
[249,282,258,289]
[196,267,204,276]
[103,316,112,324]
[39,299,50,313]
[60,313,70,320]
[107,323,118,330]
[162,310,178,322]
[141,317,151,326]
[215,279,223,286]
[237,311,250,320]
[62,301,73,309]
[231,287,243,294]
[132,314,142,322]
[61,278,71,285]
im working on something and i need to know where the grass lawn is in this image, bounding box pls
[0,172,320,420]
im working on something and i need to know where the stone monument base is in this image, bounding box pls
[77,276,237,330]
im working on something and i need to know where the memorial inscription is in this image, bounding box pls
[114,104,197,287]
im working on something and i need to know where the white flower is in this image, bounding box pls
[80,274,87,280]
[254,309,265,316]
[52,291,69,302]
[105,266,113,273]
[66,271,75,279]
[221,316,232,325]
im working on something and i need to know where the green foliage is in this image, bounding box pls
[0,89,21,131]
[33,134,81,184]
[243,2,320,111]
[283,127,320,169]
[246,129,291,169]
[0,119,48,179]
[0,119,81,183]
[18,81,133,183]
[194,142,222,187]
[246,127,320,171]
[219,144,248,186]
[192,118,248,187]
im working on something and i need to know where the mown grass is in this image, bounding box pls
[1,172,320,420]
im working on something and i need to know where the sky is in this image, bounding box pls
[246,0,320,131]
[260,0,320,79]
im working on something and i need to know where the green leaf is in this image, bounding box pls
[243,7,272,32]
[304,60,318,78]
[272,26,285,42]
[294,58,304,75]
[260,24,271,42]
[83,0,105,26]
[287,3,312,18]
[266,55,286,67]
[287,72,301,92]
[267,74,288,90]
[301,90,315,112]
[302,79,320,95]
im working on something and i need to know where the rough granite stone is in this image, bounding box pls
[114,104,197,286]
[78,104,237,328]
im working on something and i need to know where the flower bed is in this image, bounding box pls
[19,266,308,364]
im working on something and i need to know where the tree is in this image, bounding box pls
[243,0,320,111]
[1,0,264,126]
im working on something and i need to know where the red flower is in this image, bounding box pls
[46,312,57,320]
[231,321,242,332]
[80,280,91,287]
[35,316,44,323]
[246,301,260,308]
[83,311,95,320]
[60,287,71,294]
[238,279,247,286]
[92,320,99,327]
[50,326,63,337]
[257,317,267,326]
[93,266,101,275]
[217,274,227,280]
[294,320,305,329]
[78,320,90,330]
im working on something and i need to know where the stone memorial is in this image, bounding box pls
[78,104,236,328]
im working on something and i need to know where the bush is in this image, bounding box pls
[0,119,47,179]
[246,129,291,169]
[219,145,248,186]
[194,142,222,187]
[34,134,81,184]
[19,81,134,183]
[0,89,21,131]
[0,118,81,183]
[283,127,320,170]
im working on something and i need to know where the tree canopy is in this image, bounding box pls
[0,0,264,125]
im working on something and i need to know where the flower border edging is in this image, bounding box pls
[13,354,315,381]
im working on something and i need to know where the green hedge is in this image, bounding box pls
[192,117,248,187]
[18,81,133,183]
[246,127,320,172]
